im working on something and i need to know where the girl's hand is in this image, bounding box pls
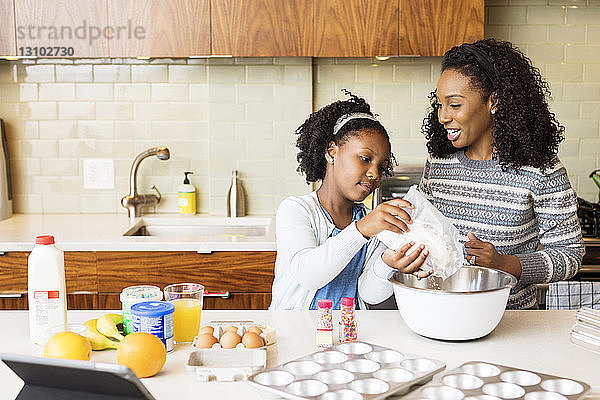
[356,199,414,238]
[465,232,522,278]
[382,241,431,278]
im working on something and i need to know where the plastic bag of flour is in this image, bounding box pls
[376,185,464,280]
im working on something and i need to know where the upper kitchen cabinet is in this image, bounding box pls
[399,0,484,56]
[7,0,484,58]
[108,0,210,57]
[14,0,109,57]
[0,0,15,56]
[314,0,398,57]
[211,0,313,56]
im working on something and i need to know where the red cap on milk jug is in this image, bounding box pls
[35,235,55,245]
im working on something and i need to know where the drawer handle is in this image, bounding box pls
[204,291,230,299]
[0,293,23,298]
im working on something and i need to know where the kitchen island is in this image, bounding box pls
[0,310,598,399]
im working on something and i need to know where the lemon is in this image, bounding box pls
[44,331,92,361]
[117,333,166,378]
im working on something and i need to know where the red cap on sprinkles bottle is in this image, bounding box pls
[341,297,354,307]
[318,299,332,309]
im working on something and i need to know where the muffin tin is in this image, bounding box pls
[403,361,591,400]
[247,341,445,399]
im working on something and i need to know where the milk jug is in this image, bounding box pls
[28,235,67,345]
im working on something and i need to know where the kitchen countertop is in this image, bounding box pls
[0,310,598,399]
[1,214,595,253]
[0,214,276,252]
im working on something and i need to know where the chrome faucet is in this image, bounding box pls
[121,146,170,223]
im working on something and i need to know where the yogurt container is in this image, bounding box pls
[131,301,175,352]
[120,285,163,335]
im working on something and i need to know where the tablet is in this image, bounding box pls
[0,353,156,400]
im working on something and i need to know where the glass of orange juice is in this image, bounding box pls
[163,283,204,344]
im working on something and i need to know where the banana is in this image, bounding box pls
[84,319,119,350]
[96,313,125,342]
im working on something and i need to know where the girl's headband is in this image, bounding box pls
[332,112,378,136]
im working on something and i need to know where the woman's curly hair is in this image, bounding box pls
[296,90,395,183]
[422,38,564,170]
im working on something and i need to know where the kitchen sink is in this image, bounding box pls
[122,216,271,238]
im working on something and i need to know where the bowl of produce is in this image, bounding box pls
[389,265,517,341]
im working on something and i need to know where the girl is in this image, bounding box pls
[418,39,583,309]
[270,92,428,310]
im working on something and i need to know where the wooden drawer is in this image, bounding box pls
[0,293,99,310]
[99,292,271,310]
[203,292,271,310]
[96,251,275,293]
[0,252,98,294]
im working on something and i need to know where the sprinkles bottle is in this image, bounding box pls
[339,297,357,342]
[316,299,333,348]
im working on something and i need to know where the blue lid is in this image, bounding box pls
[130,301,174,317]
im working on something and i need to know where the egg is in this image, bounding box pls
[199,326,214,335]
[195,333,218,349]
[224,326,238,333]
[248,325,263,334]
[241,332,265,349]
[219,331,242,349]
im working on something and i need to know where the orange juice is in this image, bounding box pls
[172,298,202,343]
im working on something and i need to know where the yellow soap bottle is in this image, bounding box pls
[178,171,196,214]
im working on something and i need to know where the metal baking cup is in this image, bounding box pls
[247,341,445,400]
[403,361,591,400]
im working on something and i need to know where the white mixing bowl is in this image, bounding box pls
[389,266,517,340]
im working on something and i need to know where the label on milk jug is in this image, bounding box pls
[34,290,62,327]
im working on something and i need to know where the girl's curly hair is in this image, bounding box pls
[296,90,395,183]
[422,38,564,170]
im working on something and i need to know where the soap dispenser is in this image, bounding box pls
[178,171,196,214]
[227,169,246,217]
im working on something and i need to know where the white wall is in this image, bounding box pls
[0,0,598,215]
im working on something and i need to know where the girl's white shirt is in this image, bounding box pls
[269,190,396,310]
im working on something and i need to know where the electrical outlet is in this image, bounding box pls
[83,159,114,189]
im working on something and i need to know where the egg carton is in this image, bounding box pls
[402,361,591,400]
[197,320,277,346]
[187,320,276,382]
[247,341,445,400]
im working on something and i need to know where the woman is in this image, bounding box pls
[419,39,584,309]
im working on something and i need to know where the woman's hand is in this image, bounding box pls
[382,241,431,278]
[465,232,522,278]
[356,199,414,238]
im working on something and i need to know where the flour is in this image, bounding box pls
[376,186,464,280]
[377,222,457,277]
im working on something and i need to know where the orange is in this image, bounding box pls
[116,332,166,378]
[44,331,92,361]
